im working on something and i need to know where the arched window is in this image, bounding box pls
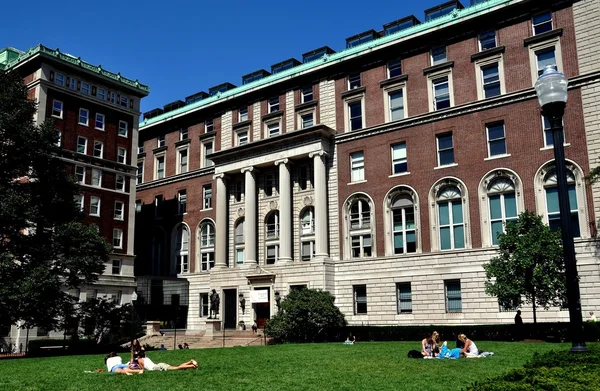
[300,207,315,261]
[391,194,416,254]
[544,168,580,238]
[199,221,215,272]
[265,211,279,264]
[487,177,518,245]
[437,186,465,250]
[174,224,189,274]
[347,197,373,258]
[235,219,245,264]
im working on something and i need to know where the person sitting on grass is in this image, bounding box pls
[458,334,479,358]
[421,331,439,357]
[135,349,198,371]
[104,352,143,375]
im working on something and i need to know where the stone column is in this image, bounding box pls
[241,167,257,265]
[275,159,292,263]
[214,173,228,268]
[310,151,329,258]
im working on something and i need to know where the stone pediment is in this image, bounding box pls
[246,265,276,284]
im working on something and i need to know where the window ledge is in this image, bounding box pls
[434,163,458,170]
[95,127,105,131]
[152,146,168,154]
[262,111,284,121]
[348,180,367,186]
[233,119,252,130]
[175,138,191,147]
[423,61,454,76]
[484,153,511,161]
[199,131,216,140]
[340,86,366,99]
[51,115,63,120]
[523,28,563,47]
[388,171,411,178]
[118,134,128,138]
[201,208,213,212]
[137,152,146,158]
[379,74,409,88]
[540,143,570,151]
[294,100,318,112]
[470,46,506,62]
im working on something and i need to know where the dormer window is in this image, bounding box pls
[346,30,378,49]
[271,58,301,74]
[302,46,335,63]
[425,1,462,22]
[383,16,418,36]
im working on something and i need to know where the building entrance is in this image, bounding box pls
[253,287,270,328]
[223,289,237,329]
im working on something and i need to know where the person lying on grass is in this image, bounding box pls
[133,349,198,371]
[104,352,143,375]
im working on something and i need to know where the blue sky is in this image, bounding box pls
[2,0,446,114]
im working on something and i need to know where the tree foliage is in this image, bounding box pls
[79,298,141,345]
[264,288,346,343]
[0,70,110,331]
[484,211,566,323]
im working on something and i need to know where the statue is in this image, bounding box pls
[209,289,220,319]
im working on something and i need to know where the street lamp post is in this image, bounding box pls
[130,291,138,349]
[535,65,588,353]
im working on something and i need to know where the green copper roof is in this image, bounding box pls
[0,44,149,94]
[140,0,515,129]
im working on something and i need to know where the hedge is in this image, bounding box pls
[27,338,129,358]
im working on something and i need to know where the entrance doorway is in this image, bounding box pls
[253,287,270,329]
[223,289,237,329]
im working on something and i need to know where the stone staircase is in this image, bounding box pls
[137,330,266,350]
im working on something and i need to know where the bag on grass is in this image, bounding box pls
[407,349,424,359]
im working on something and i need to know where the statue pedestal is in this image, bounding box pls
[145,320,161,336]
[204,319,222,340]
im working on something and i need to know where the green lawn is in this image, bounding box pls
[0,342,573,391]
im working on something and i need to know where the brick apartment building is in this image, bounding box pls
[134,0,600,332]
[0,45,149,347]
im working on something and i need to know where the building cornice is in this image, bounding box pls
[136,167,215,191]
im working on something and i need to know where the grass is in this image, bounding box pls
[0,341,577,391]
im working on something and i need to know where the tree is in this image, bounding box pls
[79,298,141,345]
[484,210,567,323]
[264,288,347,343]
[0,70,111,332]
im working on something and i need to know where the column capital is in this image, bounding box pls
[241,166,256,174]
[309,150,328,159]
[274,158,290,166]
[213,173,226,180]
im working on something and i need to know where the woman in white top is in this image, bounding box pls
[458,334,479,358]
[135,350,198,371]
[104,352,143,375]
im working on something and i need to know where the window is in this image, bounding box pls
[157,135,166,148]
[349,198,372,258]
[203,140,214,167]
[535,48,557,77]
[178,148,188,174]
[264,173,277,197]
[542,116,566,147]
[154,195,163,218]
[266,245,278,265]
[200,222,215,271]
[350,151,365,182]
[200,293,209,316]
[391,194,416,254]
[302,87,313,103]
[178,190,187,214]
[544,169,580,238]
[432,77,451,110]
[138,140,144,154]
[388,60,402,78]
[232,180,243,202]
[298,164,312,191]
[120,96,128,107]
[397,283,412,313]
[266,212,280,239]
[155,155,165,179]
[90,196,101,216]
[239,107,248,122]
[436,133,454,166]
[174,225,189,274]
[488,178,518,245]
[533,12,552,35]
[74,194,84,211]
[481,63,501,98]
[235,219,245,264]
[445,280,462,313]
[113,229,123,249]
[137,162,144,184]
[431,46,447,65]
[54,73,65,86]
[388,90,405,121]
[91,169,102,187]
[348,73,361,89]
[52,100,63,118]
[300,112,314,129]
[119,121,128,137]
[203,184,212,209]
[135,200,141,213]
[93,141,104,158]
[236,130,248,146]
[487,123,507,157]
[114,201,124,220]
[109,92,116,104]
[353,285,367,314]
[69,78,77,90]
[79,108,89,126]
[348,100,363,131]
[75,166,86,183]
[94,113,105,131]
[81,82,90,95]
[56,131,62,147]
[391,143,408,174]
[300,207,315,261]
[112,260,121,275]
[77,136,87,154]
[437,186,465,250]
[205,119,214,133]
[117,147,127,164]
[116,174,125,191]
[267,121,280,137]
[268,97,279,113]
[479,31,497,51]
[97,88,106,100]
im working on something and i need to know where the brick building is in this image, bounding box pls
[0,45,149,347]
[134,0,600,331]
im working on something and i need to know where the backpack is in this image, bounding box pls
[407,350,424,359]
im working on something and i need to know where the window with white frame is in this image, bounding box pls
[437,186,465,250]
[266,120,281,137]
[52,100,63,118]
[95,113,105,131]
[202,140,214,167]
[235,219,245,264]
[268,97,280,113]
[75,166,86,183]
[205,119,214,133]
[114,201,125,220]
[396,282,412,313]
[544,168,580,238]
[436,133,454,166]
[349,198,372,258]
[487,122,507,157]
[174,225,189,274]
[300,112,314,129]
[236,129,248,146]
[387,88,405,122]
[488,177,518,245]
[157,135,166,148]
[138,139,144,154]
[479,30,497,51]
[93,141,104,158]
[348,73,361,89]
[347,100,363,131]
[74,194,84,211]
[350,151,365,182]
[200,293,209,316]
[481,63,501,98]
[266,245,279,265]
[79,108,89,126]
[69,78,77,90]
[178,148,188,174]
[535,47,557,77]
[200,221,215,271]
[113,229,123,249]
[542,115,566,147]
[90,196,101,216]
[116,174,125,191]
[391,194,417,254]
[108,92,116,104]
[445,279,462,313]
[112,260,121,275]
[77,136,87,154]
[532,12,552,35]
[432,76,451,110]
[155,155,165,179]
[388,59,402,78]
[431,46,447,65]
[178,190,187,215]
[81,82,90,95]
[97,88,106,100]
[239,107,248,122]
[265,211,280,265]
[391,143,408,175]
[353,285,367,314]
[178,127,188,141]
[203,184,212,209]
[119,121,128,137]
[300,207,315,261]
[137,161,144,184]
[117,147,127,164]
[91,169,102,187]
[54,73,65,86]
[301,87,313,103]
